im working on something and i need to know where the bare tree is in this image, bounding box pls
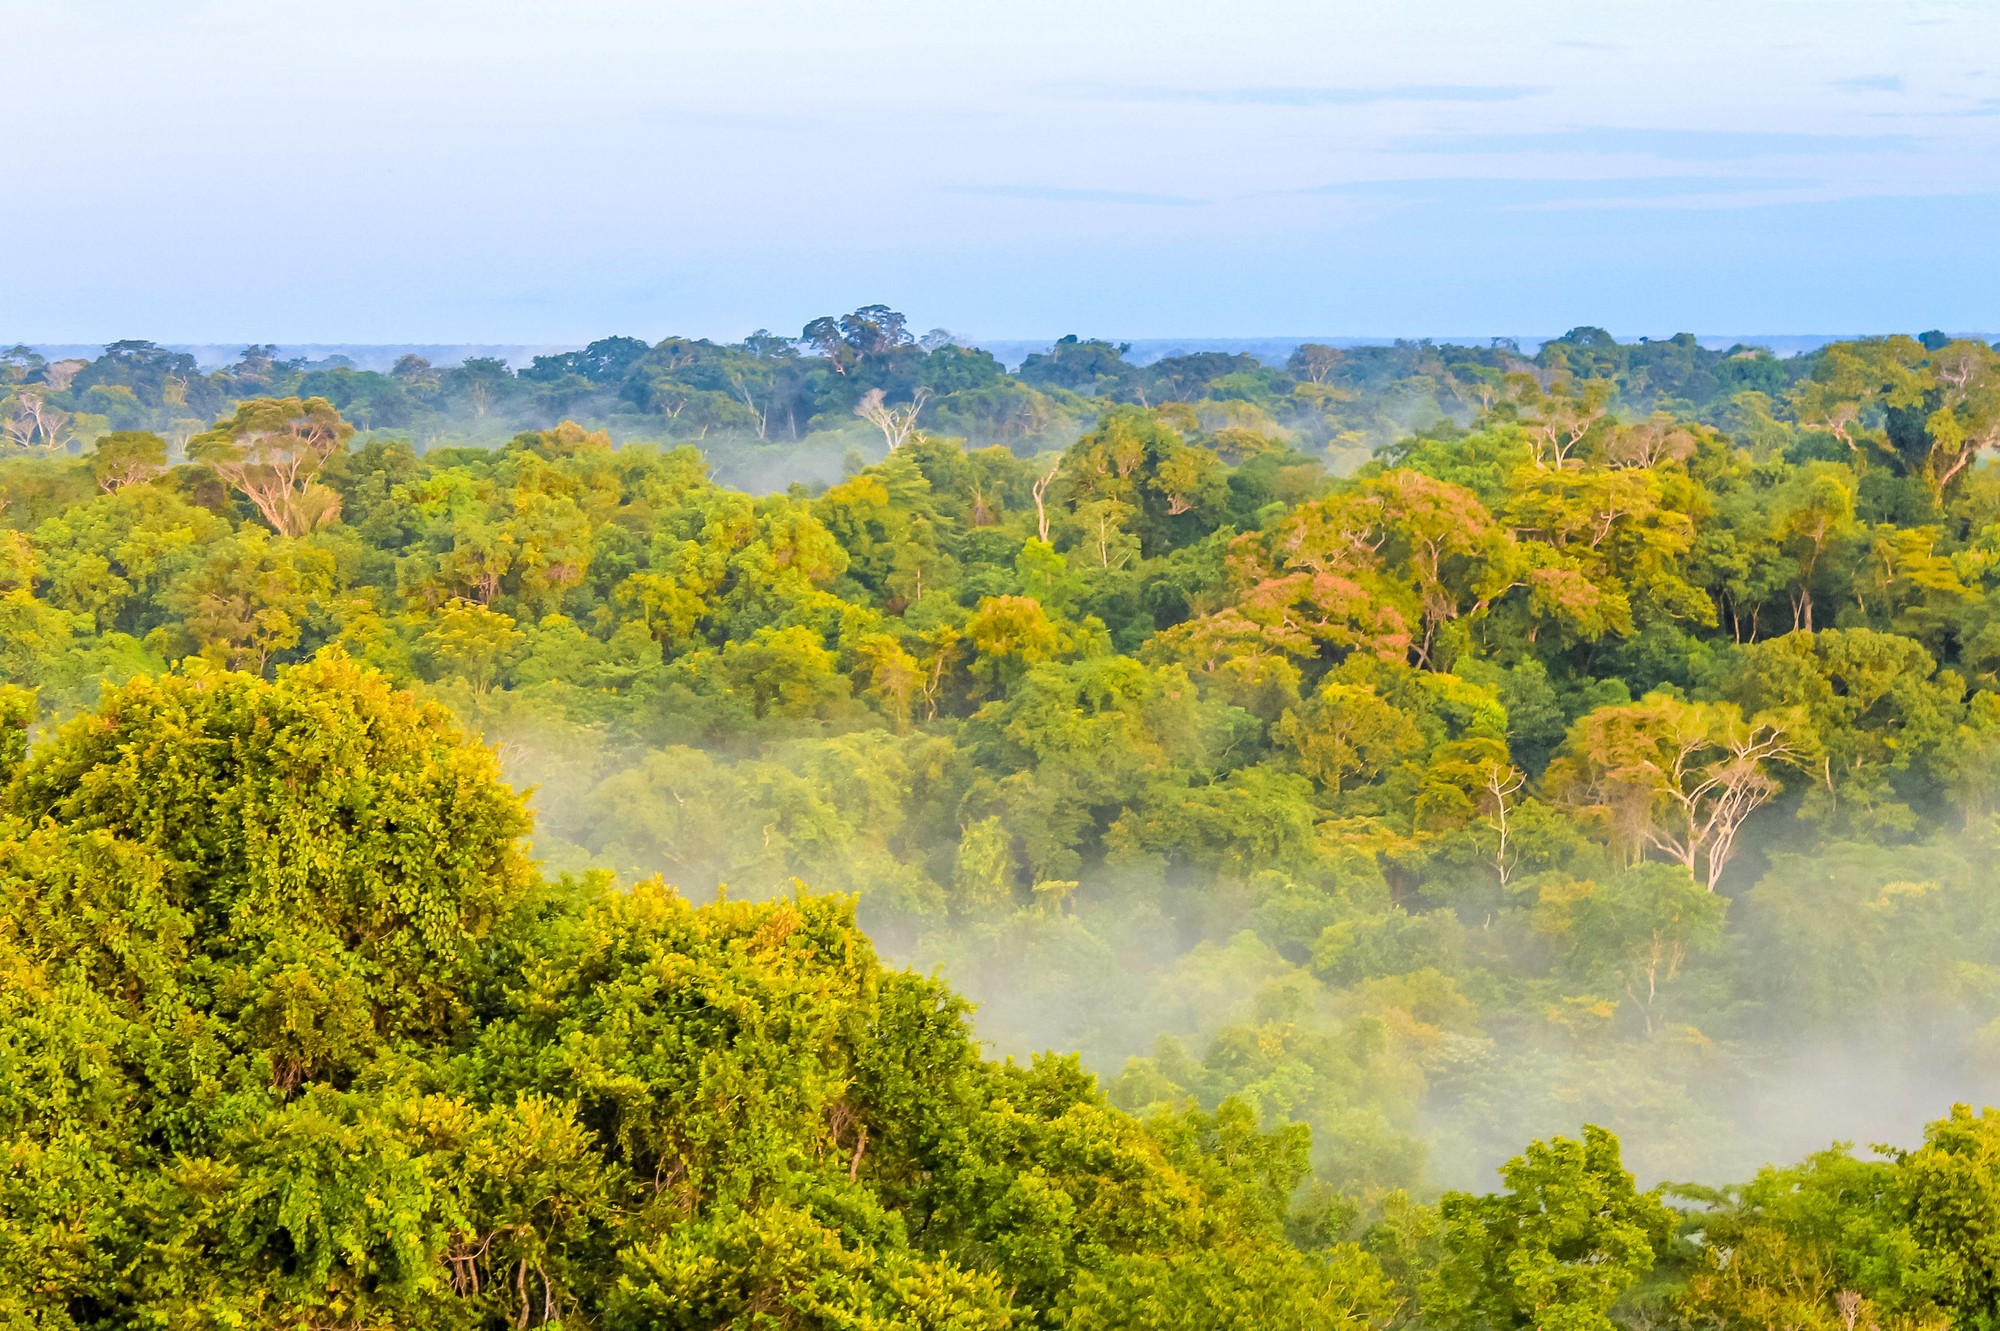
[1603,414,1698,468]
[3,387,73,452]
[1031,455,1062,543]
[729,374,769,439]
[1509,372,1612,468]
[1480,760,1527,886]
[1662,718,1793,891]
[0,396,37,450]
[1629,929,1689,1035]
[967,479,995,526]
[853,386,930,451]
[1084,503,1131,569]
[164,417,204,460]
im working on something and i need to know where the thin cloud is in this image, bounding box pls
[1299,174,1994,214]
[946,184,1206,206]
[1056,81,1543,107]
[1514,186,2000,214]
[1297,175,1819,212]
[1302,175,1814,201]
[1401,127,1917,158]
[1831,75,1904,93]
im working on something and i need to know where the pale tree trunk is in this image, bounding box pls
[1032,457,1061,544]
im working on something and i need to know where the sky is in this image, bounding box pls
[5,0,1998,344]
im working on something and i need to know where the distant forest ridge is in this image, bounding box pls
[12,318,1999,493]
[21,331,1982,373]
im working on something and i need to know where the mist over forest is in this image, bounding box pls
[8,312,2000,1328]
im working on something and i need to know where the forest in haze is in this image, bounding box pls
[5,315,2000,1328]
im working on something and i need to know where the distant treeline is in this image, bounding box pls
[3,312,1876,466]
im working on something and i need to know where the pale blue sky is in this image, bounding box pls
[5,0,1996,343]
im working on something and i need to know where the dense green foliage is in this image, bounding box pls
[0,659,1397,1327]
[6,319,2000,1326]
[6,665,2000,1328]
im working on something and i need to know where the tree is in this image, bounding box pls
[0,532,78,684]
[1563,863,1726,1031]
[1016,334,1133,395]
[1915,339,2000,500]
[854,385,931,450]
[1288,342,1346,384]
[964,593,1062,693]
[1416,735,1527,885]
[88,430,168,491]
[1674,1146,1945,1331]
[1506,373,1613,469]
[1032,454,1062,542]
[158,527,337,673]
[2,653,535,1078]
[1552,694,1792,890]
[188,396,353,536]
[1424,1125,1670,1331]
[0,382,73,452]
[1791,339,1892,452]
[1729,628,1960,825]
[446,356,518,417]
[1503,465,1712,641]
[1773,461,1859,632]
[1896,1103,2000,1320]
[1600,413,1698,469]
[1275,680,1423,799]
[1789,336,2000,505]
[1364,469,1514,666]
[1055,406,1230,554]
[718,622,850,719]
[802,304,916,381]
[421,597,527,693]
